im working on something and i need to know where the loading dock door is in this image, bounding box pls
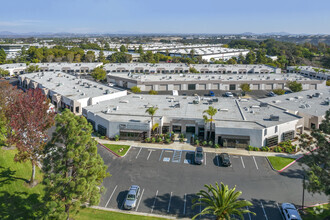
[145,85,153,91]
[159,84,168,91]
[251,84,259,90]
[265,84,273,90]
[173,84,181,90]
[186,126,196,133]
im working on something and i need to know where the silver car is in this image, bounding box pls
[124,185,140,210]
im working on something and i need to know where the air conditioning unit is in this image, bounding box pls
[270,115,279,121]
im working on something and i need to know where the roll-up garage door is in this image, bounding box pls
[173,84,181,90]
[198,84,206,90]
[145,85,153,91]
[251,84,259,90]
[309,84,316,89]
[265,84,273,90]
[212,83,219,90]
[159,84,168,91]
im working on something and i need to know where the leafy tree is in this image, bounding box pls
[226,58,237,64]
[240,83,251,92]
[245,51,256,64]
[256,49,267,63]
[85,51,95,62]
[7,88,55,186]
[104,42,110,51]
[91,67,106,81]
[108,52,132,63]
[26,65,40,73]
[203,106,217,141]
[120,45,127,52]
[130,86,141,93]
[192,182,255,220]
[137,45,143,54]
[287,81,303,92]
[66,52,74,63]
[145,106,158,136]
[43,109,109,219]
[298,110,330,196]
[0,68,10,77]
[326,80,330,86]
[189,67,199,73]
[272,89,285,95]
[0,48,6,64]
[98,50,106,62]
[148,90,158,95]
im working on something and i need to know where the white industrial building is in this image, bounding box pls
[83,95,303,148]
[107,72,326,92]
[0,63,26,76]
[259,88,330,130]
[287,66,330,80]
[18,72,127,115]
[33,62,103,74]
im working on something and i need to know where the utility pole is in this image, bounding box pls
[302,174,306,211]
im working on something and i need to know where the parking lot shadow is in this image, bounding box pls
[279,167,306,180]
[185,152,195,165]
[249,198,284,219]
[116,190,128,209]
[213,155,220,167]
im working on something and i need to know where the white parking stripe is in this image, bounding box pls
[183,194,187,215]
[204,153,207,166]
[159,149,164,161]
[135,148,142,159]
[136,188,144,211]
[276,202,285,220]
[147,150,153,160]
[246,206,251,220]
[167,192,173,212]
[151,190,158,213]
[260,202,269,220]
[241,156,245,168]
[105,185,117,207]
[253,156,259,170]
[216,154,220,166]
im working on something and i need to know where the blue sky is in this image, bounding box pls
[1,0,329,34]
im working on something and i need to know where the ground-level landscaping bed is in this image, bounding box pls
[301,203,330,220]
[267,156,295,171]
[103,144,131,156]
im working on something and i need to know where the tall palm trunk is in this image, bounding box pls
[209,117,212,141]
[151,115,154,137]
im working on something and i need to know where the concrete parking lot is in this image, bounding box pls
[97,145,328,219]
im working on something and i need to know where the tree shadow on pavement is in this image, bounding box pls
[0,166,29,187]
[279,167,306,180]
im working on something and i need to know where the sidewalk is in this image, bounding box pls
[94,137,303,159]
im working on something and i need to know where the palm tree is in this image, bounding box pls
[145,106,158,136]
[203,106,217,141]
[192,182,255,220]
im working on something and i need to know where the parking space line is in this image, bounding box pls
[183,194,187,215]
[136,188,144,211]
[246,206,251,220]
[276,202,285,219]
[260,202,269,220]
[159,150,164,161]
[253,156,259,170]
[150,190,158,213]
[241,156,245,168]
[167,192,173,213]
[216,154,220,166]
[105,185,117,207]
[204,153,207,166]
[147,150,154,160]
[135,148,142,159]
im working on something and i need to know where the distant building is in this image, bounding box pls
[0,63,26,76]
[287,66,330,80]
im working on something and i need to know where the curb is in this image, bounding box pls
[278,147,318,172]
[98,142,121,157]
[265,156,277,171]
[298,202,329,210]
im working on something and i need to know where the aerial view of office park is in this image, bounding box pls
[0,0,329,219]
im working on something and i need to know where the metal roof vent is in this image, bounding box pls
[270,115,279,121]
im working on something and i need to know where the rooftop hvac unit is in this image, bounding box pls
[270,115,280,121]
[260,102,268,107]
[119,100,129,103]
[105,89,111,94]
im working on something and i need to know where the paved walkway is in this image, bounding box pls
[94,137,304,159]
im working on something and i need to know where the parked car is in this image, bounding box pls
[194,147,204,165]
[281,203,302,220]
[220,153,231,166]
[209,91,215,96]
[5,76,11,80]
[124,185,140,210]
[224,92,234,97]
[266,91,276,97]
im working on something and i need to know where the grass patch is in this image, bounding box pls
[103,144,130,156]
[74,208,168,220]
[267,156,295,170]
[301,203,330,220]
[0,148,45,219]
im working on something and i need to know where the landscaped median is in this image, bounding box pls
[300,203,330,220]
[102,144,131,157]
[267,156,295,171]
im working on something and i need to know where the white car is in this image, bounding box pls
[282,203,302,220]
[224,92,234,97]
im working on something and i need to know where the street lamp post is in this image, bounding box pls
[302,174,306,211]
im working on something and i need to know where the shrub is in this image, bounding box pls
[179,138,184,143]
[202,141,207,146]
[195,140,200,146]
[284,146,294,153]
[253,147,259,151]
[100,136,105,139]
[274,146,283,152]
[151,137,156,143]
[261,146,270,152]
[156,137,162,143]
[114,135,119,141]
[287,81,302,92]
[214,144,220,148]
[165,138,171,144]
[130,86,141,93]
[327,80,330,86]
[273,89,285,95]
[208,141,213,146]
[179,133,185,139]
[145,137,151,143]
[246,145,254,151]
[148,90,158,95]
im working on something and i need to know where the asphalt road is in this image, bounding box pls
[97,145,328,219]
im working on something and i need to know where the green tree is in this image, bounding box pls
[287,81,303,92]
[148,90,158,95]
[226,58,237,64]
[130,86,141,93]
[120,45,127,52]
[43,109,109,219]
[0,68,10,77]
[66,52,74,63]
[85,51,95,62]
[91,67,106,81]
[298,110,330,196]
[98,50,106,62]
[240,83,251,92]
[0,48,6,64]
[137,45,143,54]
[245,52,256,64]
[256,49,267,63]
[203,106,217,141]
[26,65,40,73]
[145,106,158,136]
[192,182,255,220]
[326,80,330,86]
[189,67,199,73]
[104,42,110,51]
[108,52,132,63]
[273,89,285,95]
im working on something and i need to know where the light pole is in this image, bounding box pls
[302,174,306,211]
